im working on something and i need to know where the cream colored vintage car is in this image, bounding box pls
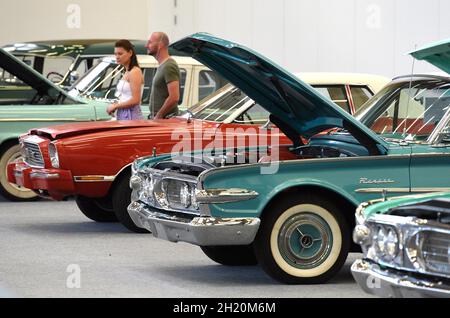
[297,72,390,114]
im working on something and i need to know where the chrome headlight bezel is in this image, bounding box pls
[360,213,450,279]
[132,165,200,214]
[48,142,60,168]
[373,225,399,262]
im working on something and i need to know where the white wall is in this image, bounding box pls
[0,0,150,45]
[148,0,450,78]
[1,0,448,78]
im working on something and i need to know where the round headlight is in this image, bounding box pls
[385,228,399,260]
[353,225,371,245]
[180,183,191,208]
[129,175,143,191]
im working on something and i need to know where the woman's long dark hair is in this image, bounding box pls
[115,39,140,71]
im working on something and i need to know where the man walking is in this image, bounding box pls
[146,32,181,119]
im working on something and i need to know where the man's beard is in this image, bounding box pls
[148,47,159,57]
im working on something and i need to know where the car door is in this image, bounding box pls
[410,145,450,192]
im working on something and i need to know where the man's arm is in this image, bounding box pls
[154,80,180,119]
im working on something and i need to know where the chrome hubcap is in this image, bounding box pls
[278,213,333,270]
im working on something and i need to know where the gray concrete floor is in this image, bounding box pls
[0,197,372,298]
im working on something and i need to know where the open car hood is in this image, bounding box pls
[410,38,450,74]
[172,33,387,153]
[0,48,76,100]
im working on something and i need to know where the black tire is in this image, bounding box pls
[112,173,149,233]
[200,245,258,266]
[0,142,39,202]
[75,196,118,222]
[254,193,350,284]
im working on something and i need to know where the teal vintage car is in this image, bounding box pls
[351,191,450,297]
[127,34,450,284]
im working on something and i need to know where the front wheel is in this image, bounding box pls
[254,194,349,284]
[0,143,38,201]
[200,245,258,266]
[75,196,118,222]
[112,173,149,233]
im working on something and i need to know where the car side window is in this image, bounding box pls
[198,70,228,101]
[233,102,270,125]
[141,67,186,105]
[0,56,32,87]
[42,57,73,83]
[313,85,350,113]
[350,86,373,111]
[0,68,27,87]
[369,85,450,140]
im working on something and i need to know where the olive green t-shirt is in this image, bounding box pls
[149,58,180,118]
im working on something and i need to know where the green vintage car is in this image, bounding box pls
[2,39,148,88]
[127,34,450,284]
[351,191,450,297]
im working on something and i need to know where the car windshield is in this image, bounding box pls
[68,60,123,101]
[355,78,450,142]
[183,84,253,122]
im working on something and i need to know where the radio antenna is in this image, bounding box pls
[403,44,418,137]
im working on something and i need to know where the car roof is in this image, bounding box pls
[2,39,188,58]
[100,54,205,67]
[294,72,391,92]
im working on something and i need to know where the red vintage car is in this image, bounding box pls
[7,75,387,233]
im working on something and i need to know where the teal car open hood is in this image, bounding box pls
[0,48,76,100]
[410,38,450,74]
[172,33,388,153]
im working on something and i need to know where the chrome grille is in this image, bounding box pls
[422,231,450,277]
[23,142,44,168]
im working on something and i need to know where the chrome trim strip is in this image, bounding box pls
[30,172,60,179]
[411,153,450,158]
[411,187,450,193]
[0,118,94,122]
[74,164,133,183]
[355,187,450,194]
[74,175,115,182]
[196,188,259,203]
[355,188,410,194]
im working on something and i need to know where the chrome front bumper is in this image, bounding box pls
[351,259,450,298]
[127,201,261,246]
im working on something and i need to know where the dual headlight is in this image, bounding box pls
[373,225,399,262]
[130,174,199,211]
[48,142,60,168]
[354,222,401,265]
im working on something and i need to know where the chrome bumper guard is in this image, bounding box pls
[127,201,260,246]
[351,259,450,298]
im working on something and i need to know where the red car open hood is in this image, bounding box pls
[29,119,183,140]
